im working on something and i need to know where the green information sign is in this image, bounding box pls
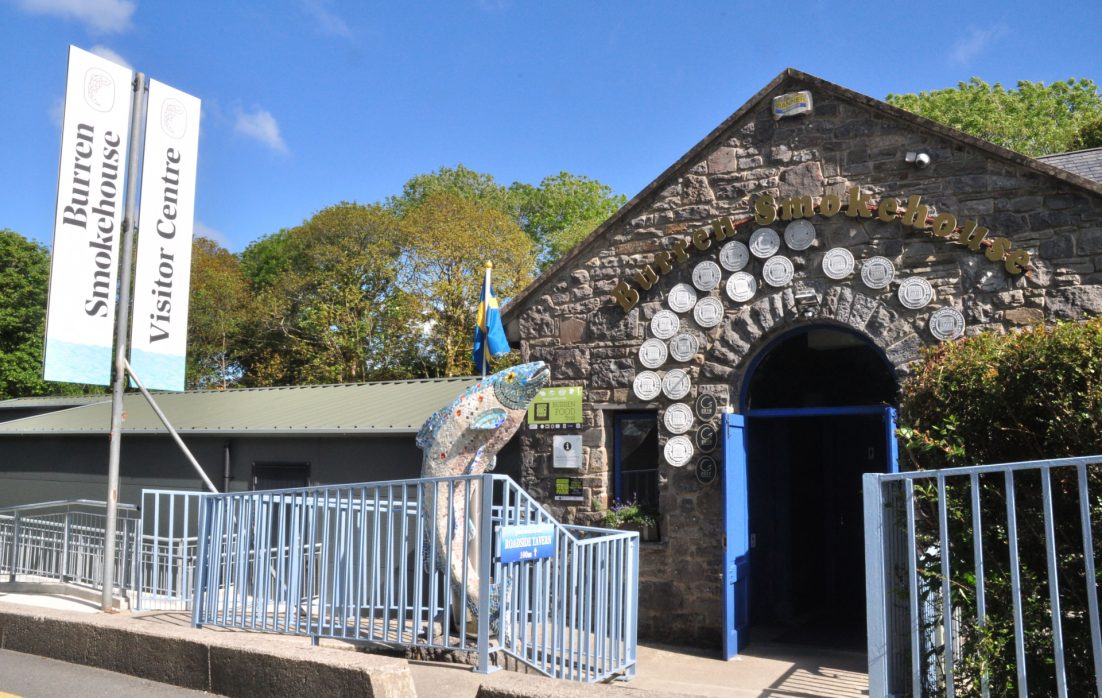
[527,386,583,429]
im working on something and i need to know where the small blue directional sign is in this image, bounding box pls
[498,523,556,563]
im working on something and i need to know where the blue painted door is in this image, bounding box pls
[722,412,749,659]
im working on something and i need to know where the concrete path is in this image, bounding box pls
[0,592,868,697]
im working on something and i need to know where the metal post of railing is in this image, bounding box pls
[191,495,211,629]
[61,508,71,582]
[475,473,500,674]
[10,511,20,582]
[863,472,892,697]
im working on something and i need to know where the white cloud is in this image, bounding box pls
[301,0,350,37]
[16,0,136,33]
[89,44,130,68]
[48,96,64,128]
[233,106,288,154]
[194,221,232,250]
[951,24,1009,65]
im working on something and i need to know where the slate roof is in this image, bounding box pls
[1037,147,1102,184]
[0,377,478,436]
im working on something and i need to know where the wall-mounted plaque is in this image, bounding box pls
[639,338,668,368]
[552,435,582,469]
[695,393,718,421]
[668,283,698,313]
[719,241,750,272]
[662,368,691,400]
[762,256,794,287]
[696,423,718,452]
[749,228,781,258]
[861,256,896,290]
[693,297,724,328]
[692,261,723,291]
[669,333,699,362]
[726,272,757,302]
[553,477,584,502]
[898,277,934,310]
[527,386,584,429]
[633,370,662,401]
[664,436,694,467]
[651,309,680,339]
[822,248,855,279]
[696,456,718,485]
[784,220,816,251]
[663,403,693,434]
[773,90,813,119]
[929,307,966,340]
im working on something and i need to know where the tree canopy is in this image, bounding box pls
[886,77,1102,156]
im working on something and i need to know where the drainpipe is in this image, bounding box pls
[223,442,232,492]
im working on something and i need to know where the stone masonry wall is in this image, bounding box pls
[511,77,1102,647]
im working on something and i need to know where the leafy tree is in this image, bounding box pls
[238,202,417,385]
[510,172,626,268]
[886,77,1102,156]
[388,164,515,217]
[399,192,537,376]
[186,237,252,389]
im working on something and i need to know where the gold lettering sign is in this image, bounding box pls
[608,186,1032,312]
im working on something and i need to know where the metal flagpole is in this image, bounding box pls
[101,71,146,612]
[482,261,492,380]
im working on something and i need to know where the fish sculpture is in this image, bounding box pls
[415,361,550,634]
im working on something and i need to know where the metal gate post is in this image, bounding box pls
[864,472,893,697]
[191,495,211,628]
[474,473,501,674]
[61,509,71,582]
[9,511,20,582]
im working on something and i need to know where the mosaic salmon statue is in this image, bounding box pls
[416,361,550,634]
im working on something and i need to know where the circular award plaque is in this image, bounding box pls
[929,307,966,341]
[639,338,668,369]
[669,333,699,362]
[822,248,855,279]
[898,277,934,310]
[749,228,781,258]
[668,283,698,313]
[726,272,758,302]
[651,309,680,339]
[861,256,896,290]
[633,370,662,401]
[662,368,691,400]
[695,393,718,421]
[719,241,751,272]
[693,297,724,328]
[784,220,816,251]
[696,455,718,485]
[664,403,694,434]
[762,256,795,287]
[696,423,718,452]
[664,435,694,467]
[692,261,723,291]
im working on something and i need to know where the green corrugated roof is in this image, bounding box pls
[0,395,111,410]
[0,377,478,436]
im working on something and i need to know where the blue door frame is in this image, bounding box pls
[722,405,898,659]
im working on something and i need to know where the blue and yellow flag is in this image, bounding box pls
[473,262,510,375]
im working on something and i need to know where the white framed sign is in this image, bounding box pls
[43,46,135,386]
[553,435,582,470]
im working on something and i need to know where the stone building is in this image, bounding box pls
[501,69,1102,651]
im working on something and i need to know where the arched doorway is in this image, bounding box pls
[723,324,898,656]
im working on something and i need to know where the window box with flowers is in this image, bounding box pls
[599,496,660,542]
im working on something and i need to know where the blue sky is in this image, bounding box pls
[2,0,1100,253]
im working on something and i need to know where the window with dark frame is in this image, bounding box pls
[613,412,659,511]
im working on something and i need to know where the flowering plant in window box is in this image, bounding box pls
[599,496,660,541]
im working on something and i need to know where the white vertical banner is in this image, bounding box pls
[129,79,201,391]
[43,46,134,385]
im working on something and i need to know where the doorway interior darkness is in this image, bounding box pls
[741,326,898,650]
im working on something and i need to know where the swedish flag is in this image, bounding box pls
[473,261,511,375]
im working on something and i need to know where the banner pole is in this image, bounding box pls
[101,71,146,612]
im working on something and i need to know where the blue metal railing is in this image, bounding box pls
[0,499,140,593]
[864,455,1102,698]
[189,473,638,681]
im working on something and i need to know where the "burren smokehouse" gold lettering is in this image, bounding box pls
[609,186,1032,313]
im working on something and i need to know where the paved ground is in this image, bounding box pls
[0,649,222,698]
[0,591,869,697]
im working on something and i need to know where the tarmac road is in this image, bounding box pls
[0,649,223,698]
